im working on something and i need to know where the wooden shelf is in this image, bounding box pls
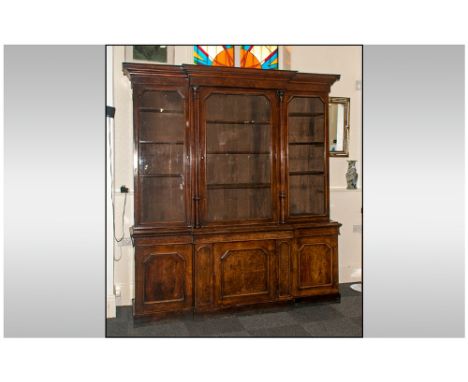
[139,141,184,145]
[289,141,324,145]
[288,112,324,117]
[206,120,271,125]
[289,171,324,176]
[207,183,271,190]
[207,151,270,155]
[139,107,184,114]
[140,174,182,178]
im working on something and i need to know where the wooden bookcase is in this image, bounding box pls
[123,63,341,318]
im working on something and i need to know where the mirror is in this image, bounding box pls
[329,97,350,157]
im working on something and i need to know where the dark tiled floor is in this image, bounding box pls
[106,283,362,337]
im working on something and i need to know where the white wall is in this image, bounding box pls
[112,46,134,306]
[111,46,362,306]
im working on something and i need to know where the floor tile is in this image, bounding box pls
[184,317,244,336]
[299,321,328,337]
[211,330,251,337]
[288,304,344,323]
[106,321,130,337]
[339,282,363,297]
[108,306,133,325]
[304,318,362,337]
[106,283,363,337]
[351,317,362,327]
[132,314,193,329]
[248,324,311,337]
[129,321,190,337]
[233,304,295,317]
[330,296,362,318]
[324,318,362,337]
[239,311,297,330]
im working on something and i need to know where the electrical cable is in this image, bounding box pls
[113,192,127,243]
[107,115,127,261]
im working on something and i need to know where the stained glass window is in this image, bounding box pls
[240,46,278,69]
[194,45,234,66]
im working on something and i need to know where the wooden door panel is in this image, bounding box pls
[277,240,291,298]
[298,243,332,287]
[143,252,185,303]
[213,240,277,306]
[135,244,192,316]
[194,244,214,308]
[292,236,338,297]
[221,248,269,297]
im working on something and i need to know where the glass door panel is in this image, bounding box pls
[139,143,184,175]
[137,89,187,224]
[289,174,325,215]
[140,113,185,142]
[207,188,272,221]
[204,93,273,223]
[207,153,271,184]
[206,123,271,152]
[205,93,271,122]
[287,96,326,217]
[141,176,185,222]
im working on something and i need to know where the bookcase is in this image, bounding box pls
[123,63,341,318]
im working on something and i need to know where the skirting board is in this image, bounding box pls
[340,266,362,284]
[107,294,116,318]
[115,283,135,307]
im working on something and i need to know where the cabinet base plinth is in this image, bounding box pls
[294,292,341,305]
[131,294,342,321]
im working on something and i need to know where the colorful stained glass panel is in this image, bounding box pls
[240,45,278,70]
[194,45,234,66]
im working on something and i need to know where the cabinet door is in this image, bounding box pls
[284,95,328,220]
[213,240,277,306]
[134,244,193,316]
[134,86,191,227]
[199,88,279,225]
[292,236,338,297]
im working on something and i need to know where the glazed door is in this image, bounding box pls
[134,86,191,227]
[198,88,279,226]
[284,94,328,220]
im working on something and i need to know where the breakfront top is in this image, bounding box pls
[123,63,340,237]
[123,63,339,91]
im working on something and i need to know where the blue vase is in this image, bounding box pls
[346,160,358,189]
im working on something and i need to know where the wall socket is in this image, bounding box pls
[117,237,132,246]
[353,224,362,233]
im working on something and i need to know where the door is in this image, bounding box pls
[133,85,191,227]
[134,244,193,316]
[198,88,279,226]
[213,240,277,306]
[284,94,329,221]
[292,236,338,297]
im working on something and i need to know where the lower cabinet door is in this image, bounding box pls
[134,244,193,316]
[213,240,277,306]
[292,236,338,297]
